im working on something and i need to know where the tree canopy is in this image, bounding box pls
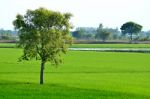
[13,7,73,84]
[120,21,142,42]
[95,24,111,42]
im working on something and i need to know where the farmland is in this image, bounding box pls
[1,43,150,48]
[0,48,150,98]
[0,0,150,98]
[71,44,150,48]
[0,43,16,48]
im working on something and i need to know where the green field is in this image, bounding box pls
[1,43,150,49]
[71,44,150,48]
[0,43,16,48]
[0,48,150,98]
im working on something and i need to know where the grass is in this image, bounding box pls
[0,48,150,98]
[0,43,16,48]
[71,44,150,48]
[1,43,150,48]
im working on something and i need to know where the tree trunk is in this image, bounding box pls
[40,61,45,84]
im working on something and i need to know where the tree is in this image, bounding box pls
[120,21,142,42]
[95,30,111,42]
[72,30,84,39]
[13,7,72,84]
[72,27,96,40]
[104,27,121,40]
[0,29,13,40]
[95,24,111,42]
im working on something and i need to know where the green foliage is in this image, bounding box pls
[13,7,72,64]
[0,29,14,40]
[120,22,142,42]
[72,27,96,40]
[72,25,121,41]
[95,30,111,42]
[13,7,72,84]
[1,48,150,98]
[72,29,85,39]
[95,24,111,42]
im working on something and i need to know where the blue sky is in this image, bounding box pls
[0,0,150,31]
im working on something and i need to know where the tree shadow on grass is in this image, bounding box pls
[0,80,149,99]
[0,80,34,85]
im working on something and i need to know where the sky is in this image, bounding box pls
[0,0,150,31]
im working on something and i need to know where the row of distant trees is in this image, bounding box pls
[72,22,150,43]
[0,29,17,40]
[0,22,150,43]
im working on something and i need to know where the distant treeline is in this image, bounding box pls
[1,22,150,43]
[0,29,18,40]
[72,23,150,43]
